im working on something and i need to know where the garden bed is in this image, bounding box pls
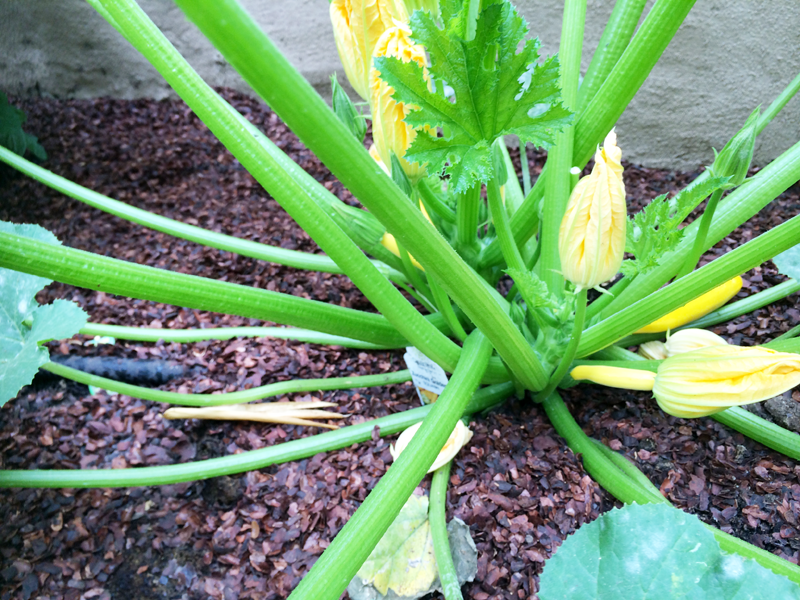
[1,89,799,600]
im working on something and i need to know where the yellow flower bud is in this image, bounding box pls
[635,276,742,333]
[390,419,473,473]
[653,345,800,418]
[558,131,626,291]
[638,341,668,361]
[370,21,428,181]
[330,0,407,100]
[665,328,728,356]
[570,365,656,391]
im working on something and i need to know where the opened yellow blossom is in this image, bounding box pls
[653,345,800,418]
[570,365,657,391]
[558,130,626,290]
[636,276,742,333]
[390,420,473,473]
[330,0,407,100]
[370,21,428,181]
[664,328,728,356]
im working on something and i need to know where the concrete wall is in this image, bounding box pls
[1,0,799,170]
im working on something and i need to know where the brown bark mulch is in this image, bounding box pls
[1,89,799,600]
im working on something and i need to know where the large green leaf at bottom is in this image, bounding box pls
[0,221,88,405]
[538,503,800,600]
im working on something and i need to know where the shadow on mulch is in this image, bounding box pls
[0,89,799,600]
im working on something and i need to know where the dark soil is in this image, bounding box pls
[1,89,799,600]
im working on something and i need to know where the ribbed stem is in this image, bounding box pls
[576,0,648,112]
[618,278,800,348]
[430,461,463,600]
[0,381,513,488]
[43,362,412,407]
[288,331,492,600]
[456,184,481,261]
[676,188,724,278]
[712,407,800,462]
[0,147,403,280]
[428,274,468,342]
[0,231,405,348]
[487,176,525,272]
[79,323,387,349]
[540,0,586,296]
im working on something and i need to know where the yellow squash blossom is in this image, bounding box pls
[653,345,800,418]
[558,130,626,290]
[330,0,407,99]
[636,276,742,333]
[664,328,728,356]
[370,21,428,181]
[390,420,473,473]
[570,365,657,391]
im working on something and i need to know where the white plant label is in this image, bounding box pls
[403,346,449,404]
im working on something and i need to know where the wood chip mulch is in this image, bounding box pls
[0,89,798,600]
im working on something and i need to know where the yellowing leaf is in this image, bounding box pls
[355,494,437,597]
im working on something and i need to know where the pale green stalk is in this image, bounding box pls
[540,0,586,296]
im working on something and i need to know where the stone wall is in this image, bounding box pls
[1,0,798,170]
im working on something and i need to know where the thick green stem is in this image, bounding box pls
[79,322,387,349]
[676,188,724,278]
[456,184,481,261]
[487,176,525,272]
[480,0,697,269]
[540,0,585,296]
[43,362,412,407]
[397,242,436,312]
[519,141,532,196]
[618,278,800,348]
[0,231,405,348]
[91,0,463,379]
[576,0,648,112]
[712,407,800,462]
[536,289,588,401]
[0,381,513,489]
[430,461,463,600]
[756,70,800,135]
[417,179,456,223]
[580,212,800,356]
[542,392,800,584]
[288,331,492,600]
[0,147,404,280]
[428,275,468,342]
[586,276,632,321]
[774,323,800,342]
[172,0,549,391]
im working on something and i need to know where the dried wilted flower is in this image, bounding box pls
[638,340,668,360]
[558,130,626,290]
[369,21,428,181]
[653,345,800,418]
[390,419,473,473]
[330,0,407,99]
[664,328,728,356]
[636,276,742,333]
